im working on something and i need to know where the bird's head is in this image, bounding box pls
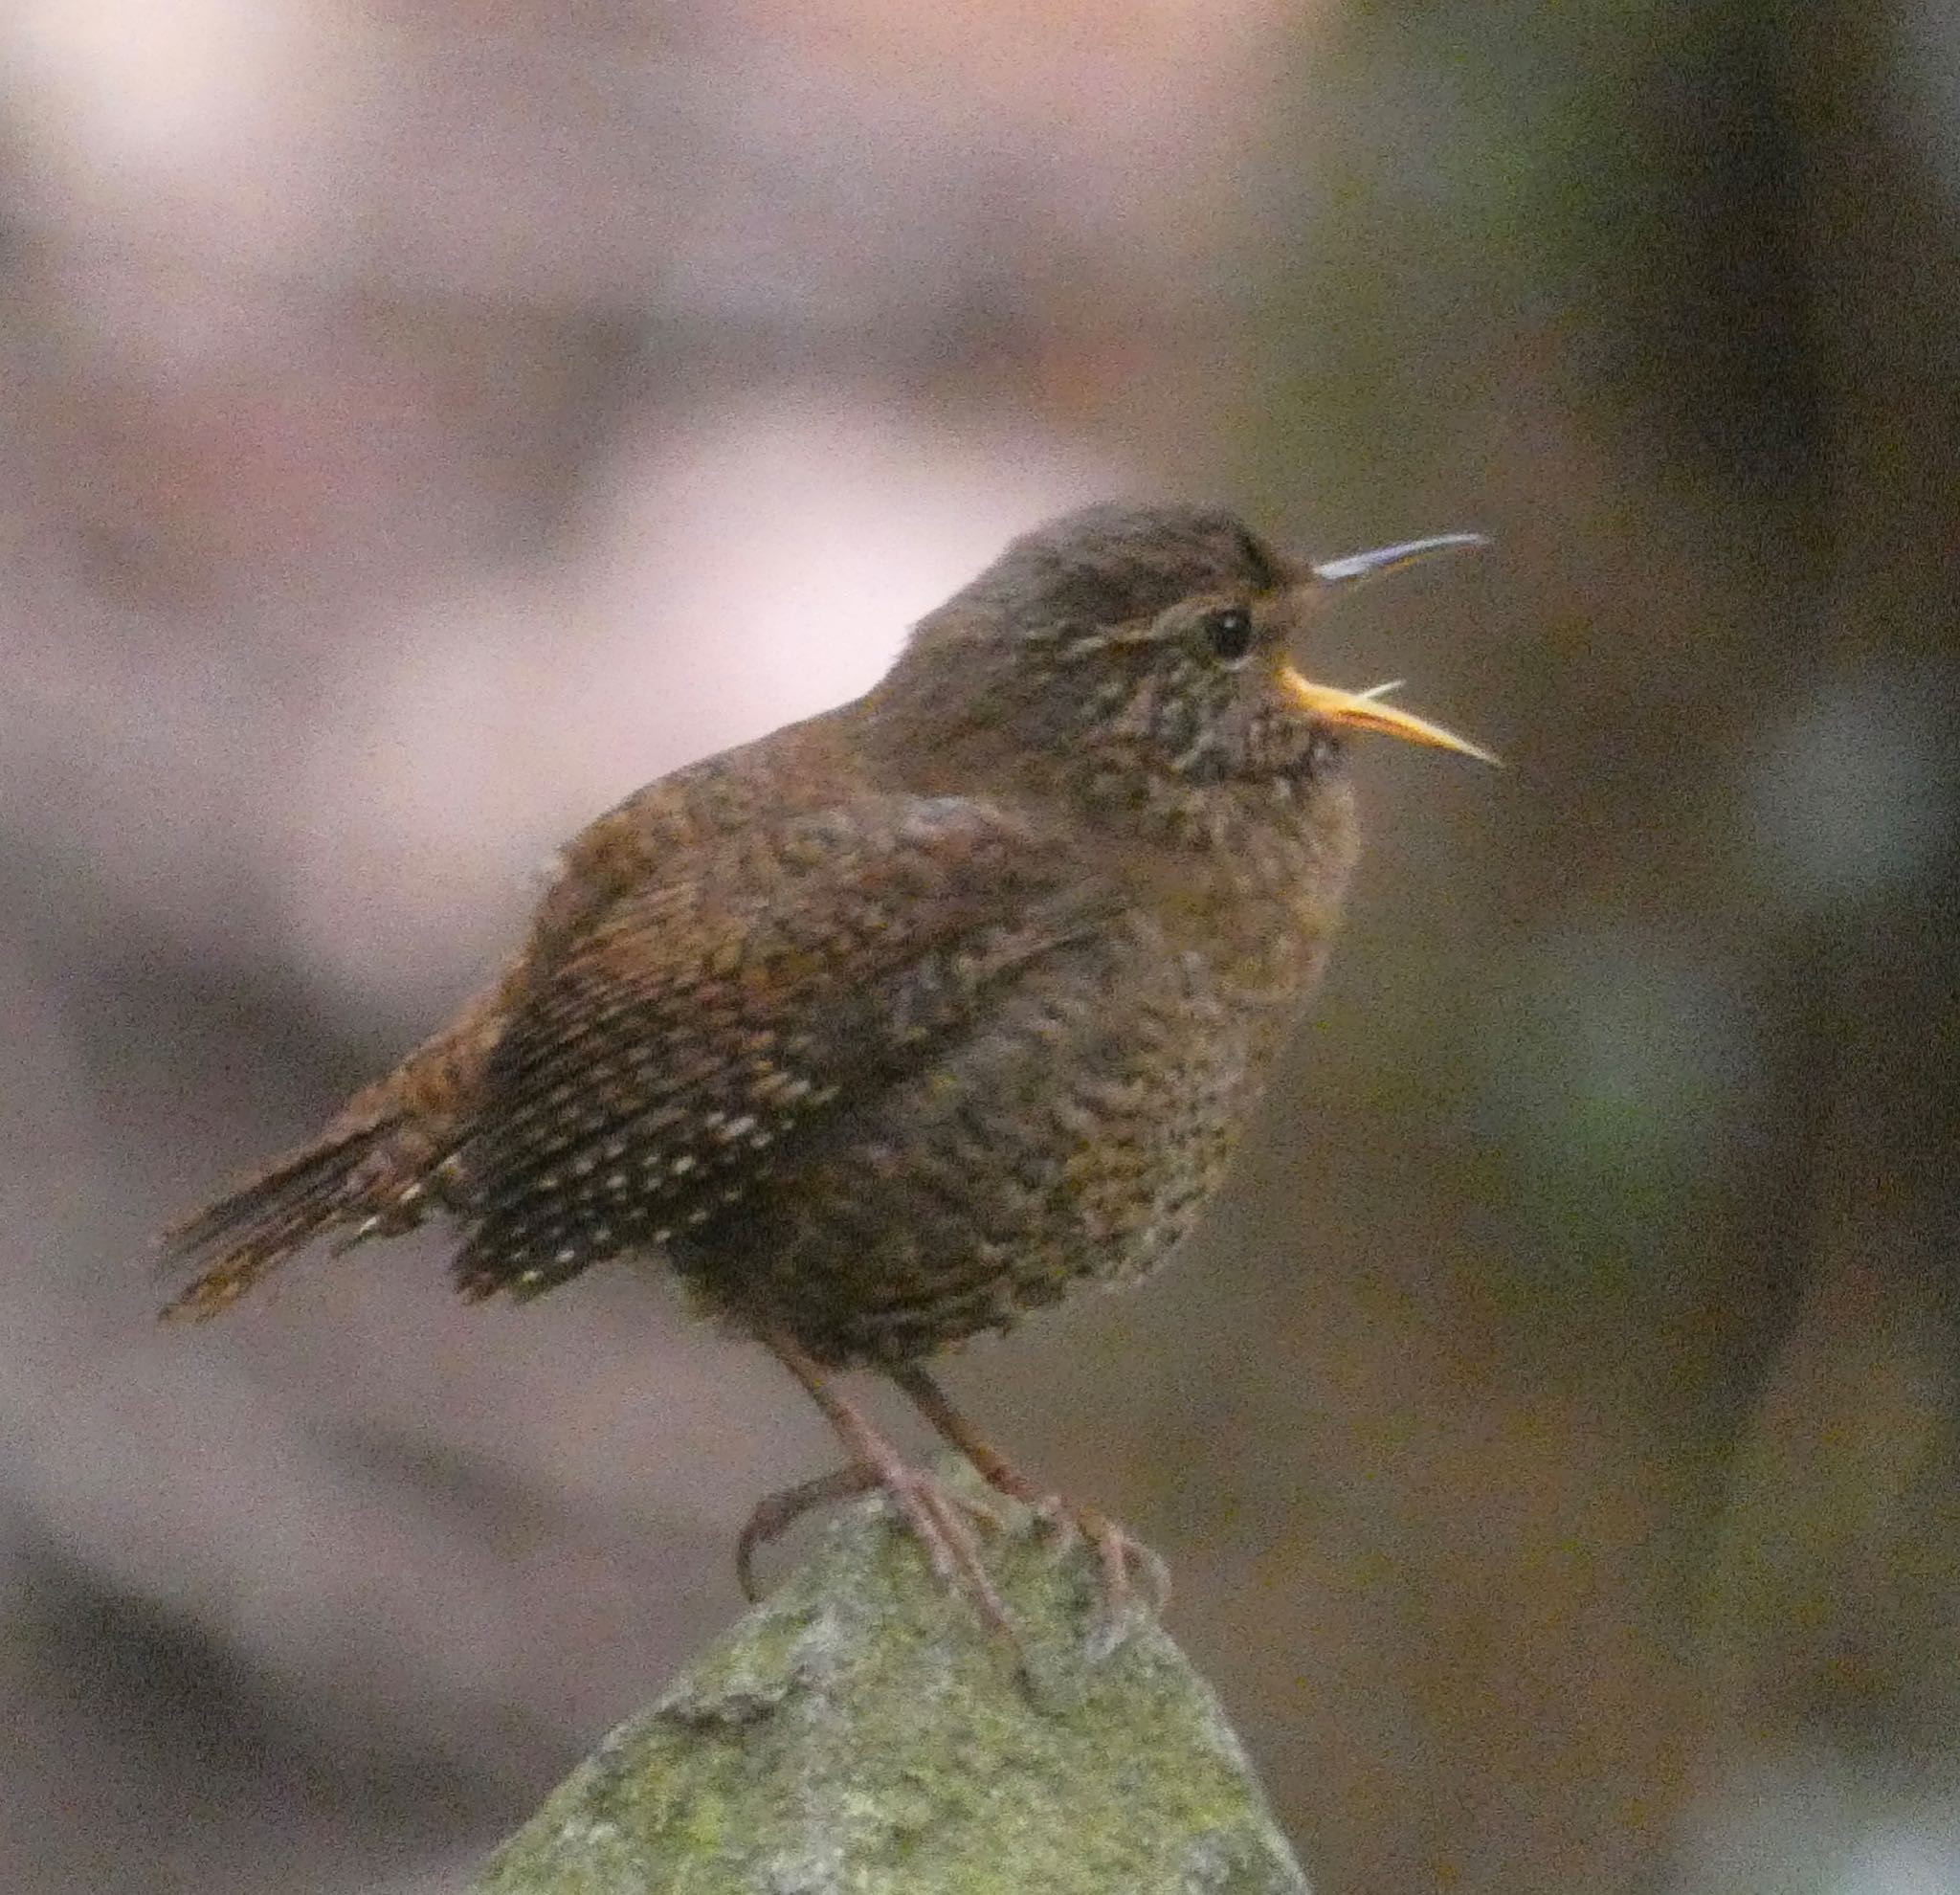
[872,503,1492,818]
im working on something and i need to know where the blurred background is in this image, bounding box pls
[3,3,1955,1891]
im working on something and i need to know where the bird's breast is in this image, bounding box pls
[1094,770,1358,1020]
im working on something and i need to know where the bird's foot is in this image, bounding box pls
[960,1464,1168,1657]
[737,1450,1011,1615]
[1070,1501,1171,1660]
[888,1363,1168,1657]
[867,1454,1015,1644]
[751,1330,1022,1658]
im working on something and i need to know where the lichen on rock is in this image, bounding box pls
[475,1468,1309,1895]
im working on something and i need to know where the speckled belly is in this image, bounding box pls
[682,929,1267,1366]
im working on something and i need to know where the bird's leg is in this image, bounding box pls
[888,1362,1169,1656]
[751,1330,1014,1644]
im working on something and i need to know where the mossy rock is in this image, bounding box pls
[476,1469,1308,1894]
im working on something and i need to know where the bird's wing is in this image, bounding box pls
[449,794,1123,1298]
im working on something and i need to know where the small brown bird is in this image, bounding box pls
[162,503,1490,1650]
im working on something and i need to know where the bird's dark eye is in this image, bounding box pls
[1202,608,1256,665]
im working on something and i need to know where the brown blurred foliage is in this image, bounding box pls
[0,4,1953,1893]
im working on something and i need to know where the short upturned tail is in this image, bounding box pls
[158,1118,419,1322]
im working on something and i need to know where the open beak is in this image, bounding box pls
[1279,671,1498,763]
[1279,531,1498,765]
[1310,532,1489,586]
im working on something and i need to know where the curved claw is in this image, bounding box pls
[734,1457,1008,1617]
[755,1332,1025,1660]
[882,1361,1169,1660]
[1077,1504,1171,1661]
[737,1465,877,1602]
[996,1488,1168,1659]
[880,1464,1015,1650]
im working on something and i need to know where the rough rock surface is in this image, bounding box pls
[474,1471,1309,1894]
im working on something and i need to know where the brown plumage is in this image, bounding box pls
[162,502,1489,1651]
